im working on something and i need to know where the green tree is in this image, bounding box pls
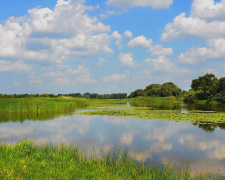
[144,84,161,96]
[159,82,182,97]
[128,89,143,98]
[184,90,196,103]
[191,73,218,100]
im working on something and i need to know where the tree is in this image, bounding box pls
[217,77,225,93]
[159,82,182,97]
[184,90,196,103]
[144,84,161,96]
[191,73,218,100]
[128,89,143,98]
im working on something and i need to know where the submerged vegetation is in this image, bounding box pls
[0,140,213,179]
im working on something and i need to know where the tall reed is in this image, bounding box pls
[0,97,88,113]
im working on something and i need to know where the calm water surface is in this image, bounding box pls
[1,103,225,178]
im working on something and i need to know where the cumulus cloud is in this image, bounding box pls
[44,63,97,85]
[143,56,193,74]
[162,0,225,41]
[178,38,225,63]
[201,68,218,75]
[123,30,133,38]
[0,0,113,64]
[107,0,173,9]
[97,57,108,66]
[111,31,123,48]
[161,13,225,41]
[30,79,43,84]
[111,31,122,39]
[128,35,151,48]
[191,0,225,20]
[0,60,33,72]
[102,71,129,82]
[128,35,173,56]
[119,53,140,67]
[143,56,175,72]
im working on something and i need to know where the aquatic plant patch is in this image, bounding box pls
[76,106,225,123]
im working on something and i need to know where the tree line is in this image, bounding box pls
[1,73,224,102]
[128,73,225,103]
[0,93,127,99]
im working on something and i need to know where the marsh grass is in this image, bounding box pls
[0,97,88,113]
[0,140,214,179]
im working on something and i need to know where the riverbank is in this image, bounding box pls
[0,140,213,179]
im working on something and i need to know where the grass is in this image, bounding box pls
[0,140,214,180]
[0,97,88,113]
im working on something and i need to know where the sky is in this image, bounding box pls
[1,0,225,95]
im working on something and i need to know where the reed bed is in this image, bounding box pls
[0,140,214,180]
[0,98,88,113]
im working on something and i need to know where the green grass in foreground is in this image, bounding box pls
[77,106,225,123]
[0,97,88,113]
[0,140,213,180]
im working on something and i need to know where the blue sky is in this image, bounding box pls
[1,0,225,94]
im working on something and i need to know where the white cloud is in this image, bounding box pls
[201,68,218,75]
[123,30,133,38]
[150,44,173,56]
[0,0,113,63]
[45,63,97,85]
[102,71,129,82]
[0,60,33,72]
[66,64,90,75]
[178,38,225,63]
[30,79,43,84]
[75,73,98,83]
[27,0,110,35]
[128,35,173,56]
[162,2,225,41]
[191,0,225,20]
[128,35,151,48]
[143,56,193,74]
[111,31,122,39]
[143,56,175,72]
[111,31,123,48]
[119,53,140,67]
[107,0,173,9]
[97,57,108,66]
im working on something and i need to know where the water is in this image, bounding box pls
[1,103,225,178]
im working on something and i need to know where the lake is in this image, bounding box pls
[0,102,225,178]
